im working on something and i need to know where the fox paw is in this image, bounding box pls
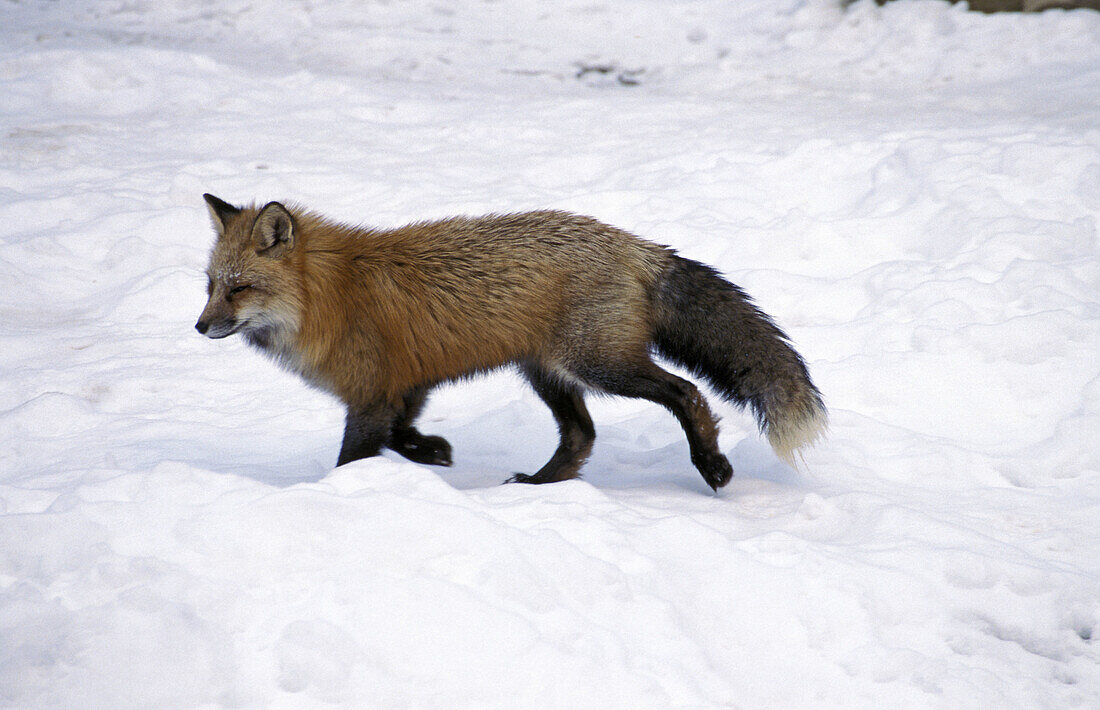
[390,432,453,467]
[504,471,581,485]
[694,452,734,491]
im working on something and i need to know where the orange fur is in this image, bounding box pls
[201,203,670,408]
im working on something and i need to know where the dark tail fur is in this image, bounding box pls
[652,255,827,464]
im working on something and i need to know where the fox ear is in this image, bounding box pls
[252,202,295,257]
[203,194,240,236]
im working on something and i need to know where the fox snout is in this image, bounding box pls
[195,316,237,338]
[195,298,240,339]
[195,316,241,339]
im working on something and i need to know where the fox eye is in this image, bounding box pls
[229,284,251,296]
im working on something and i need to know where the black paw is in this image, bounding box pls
[504,471,580,485]
[390,432,453,467]
[694,452,734,491]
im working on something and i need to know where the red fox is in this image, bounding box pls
[196,195,826,490]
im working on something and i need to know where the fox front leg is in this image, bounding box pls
[337,395,453,468]
[336,403,399,466]
[388,386,453,467]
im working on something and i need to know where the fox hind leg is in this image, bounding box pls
[388,386,453,466]
[508,364,595,485]
[580,358,733,491]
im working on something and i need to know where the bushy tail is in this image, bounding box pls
[652,255,827,464]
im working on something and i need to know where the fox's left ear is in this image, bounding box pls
[203,193,240,236]
[252,202,295,258]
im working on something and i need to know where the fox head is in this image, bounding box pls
[196,194,302,348]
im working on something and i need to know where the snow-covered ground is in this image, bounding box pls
[2,0,1098,707]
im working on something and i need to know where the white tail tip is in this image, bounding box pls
[767,402,828,467]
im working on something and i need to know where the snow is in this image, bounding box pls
[2,0,1099,707]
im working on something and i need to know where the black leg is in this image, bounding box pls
[337,402,399,466]
[580,360,733,490]
[508,365,596,485]
[388,387,453,466]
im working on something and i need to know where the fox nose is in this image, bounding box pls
[195,320,209,335]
